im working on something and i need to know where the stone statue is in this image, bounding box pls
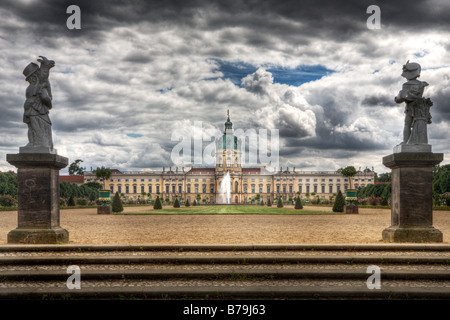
[21,56,55,153]
[394,61,433,146]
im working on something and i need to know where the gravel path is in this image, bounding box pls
[1,206,449,245]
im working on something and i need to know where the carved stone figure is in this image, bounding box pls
[394,61,433,146]
[21,56,55,153]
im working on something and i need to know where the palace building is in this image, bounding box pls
[83,112,375,204]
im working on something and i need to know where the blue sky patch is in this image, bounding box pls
[127,133,143,138]
[211,59,334,87]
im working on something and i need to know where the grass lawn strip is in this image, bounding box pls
[115,205,339,215]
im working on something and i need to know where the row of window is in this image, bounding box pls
[110,183,366,195]
[90,177,372,183]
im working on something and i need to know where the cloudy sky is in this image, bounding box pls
[1,0,449,174]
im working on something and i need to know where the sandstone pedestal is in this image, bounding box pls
[345,205,359,214]
[6,153,69,244]
[382,151,443,243]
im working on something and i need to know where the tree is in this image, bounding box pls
[277,197,283,208]
[333,190,345,212]
[185,199,191,207]
[267,199,271,207]
[68,159,84,176]
[94,166,112,189]
[295,196,303,209]
[377,172,391,183]
[0,171,18,197]
[173,197,180,208]
[111,191,123,213]
[153,196,162,209]
[339,166,358,189]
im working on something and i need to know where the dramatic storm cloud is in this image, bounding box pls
[0,0,449,174]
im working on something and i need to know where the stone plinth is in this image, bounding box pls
[6,153,69,244]
[382,151,443,243]
[345,205,359,214]
[97,206,112,214]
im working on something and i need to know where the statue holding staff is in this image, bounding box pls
[22,56,55,152]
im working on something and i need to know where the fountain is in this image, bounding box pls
[219,171,231,204]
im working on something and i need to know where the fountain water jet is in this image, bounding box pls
[219,171,231,204]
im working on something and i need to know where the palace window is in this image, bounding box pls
[118,185,122,194]
[259,184,263,193]
[289,185,293,193]
[125,185,129,193]
[187,185,191,193]
[321,185,325,193]
[156,185,160,193]
[195,184,199,193]
[179,185,182,193]
[329,185,333,193]
[149,185,152,193]
[251,185,255,193]
[267,185,271,193]
[110,185,114,193]
[202,184,206,193]
[306,186,310,193]
[210,185,214,193]
[314,185,318,193]
[298,185,302,193]
[172,185,176,193]
[141,185,145,193]
[282,185,286,193]
[244,185,248,193]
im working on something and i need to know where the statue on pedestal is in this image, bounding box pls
[21,56,55,153]
[394,61,433,146]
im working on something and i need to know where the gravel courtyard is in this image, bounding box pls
[1,206,449,245]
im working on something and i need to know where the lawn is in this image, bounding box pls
[114,205,339,215]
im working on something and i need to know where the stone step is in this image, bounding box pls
[1,268,449,280]
[1,246,449,300]
[0,284,449,300]
[1,255,449,265]
[1,244,450,252]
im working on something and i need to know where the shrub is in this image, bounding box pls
[111,192,124,213]
[76,198,88,206]
[0,195,17,207]
[67,196,75,206]
[185,199,190,207]
[153,196,162,210]
[267,199,271,207]
[173,197,180,208]
[332,190,345,212]
[277,197,283,208]
[260,199,264,205]
[193,200,197,206]
[295,197,303,210]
